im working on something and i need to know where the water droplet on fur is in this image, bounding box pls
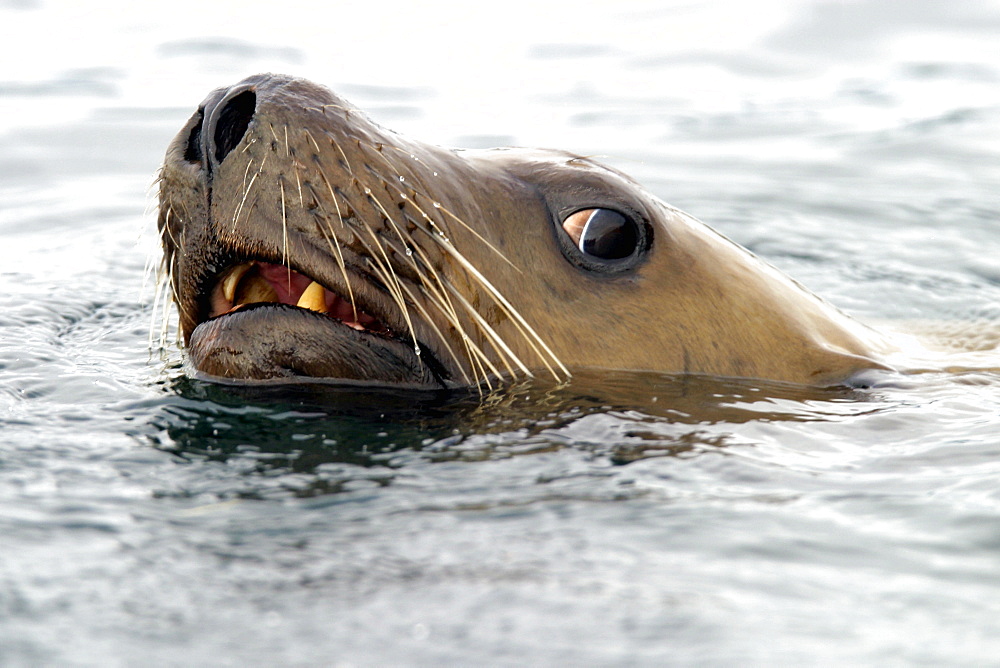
[364,187,372,195]
[433,201,441,208]
[405,247,413,257]
[432,171,438,177]
[398,175,405,183]
[414,345,421,356]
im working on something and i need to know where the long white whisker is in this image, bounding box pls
[364,149,520,272]
[357,224,419,353]
[280,179,291,290]
[444,282,532,380]
[396,281,474,386]
[324,130,354,175]
[148,262,166,350]
[405,244,492,384]
[360,150,566,381]
[401,239,513,384]
[433,236,570,381]
[313,166,358,319]
[302,128,322,153]
[232,154,266,232]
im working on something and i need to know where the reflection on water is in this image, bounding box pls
[2,0,1000,665]
[145,371,877,499]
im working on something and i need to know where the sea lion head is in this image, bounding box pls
[158,73,885,389]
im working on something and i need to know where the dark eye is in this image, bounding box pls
[562,208,639,260]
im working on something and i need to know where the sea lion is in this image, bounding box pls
[157,73,890,389]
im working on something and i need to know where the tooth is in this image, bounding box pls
[296,280,328,313]
[221,263,253,303]
[235,275,279,304]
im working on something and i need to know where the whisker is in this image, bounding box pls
[242,156,255,192]
[150,207,179,350]
[357,225,419,353]
[359,179,507,386]
[358,149,567,381]
[280,179,291,290]
[157,113,569,388]
[432,201,521,272]
[363,186,467,365]
[432,236,570,381]
[160,271,175,350]
[147,262,165,349]
[387,228,506,386]
[301,181,358,324]
[313,166,359,319]
[379,182,566,380]
[324,131,354,175]
[405,243,491,384]
[396,281,474,386]
[319,103,351,114]
[159,205,180,250]
[400,236,511,385]
[364,148,520,272]
[232,156,264,232]
[444,281,532,380]
[150,260,174,351]
[302,128,321,154]
[294,167,304,208]
[162,267,179,348]
[363,183,417,254]
[144,206,171,294]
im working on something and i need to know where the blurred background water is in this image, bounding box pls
[1,0,999,665]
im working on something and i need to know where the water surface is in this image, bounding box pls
[2,1,999,665]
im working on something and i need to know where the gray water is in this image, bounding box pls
[2,0,1000,665]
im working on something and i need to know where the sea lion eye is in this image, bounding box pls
[562,208,639,260]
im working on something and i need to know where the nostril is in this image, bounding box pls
[212,90,256,164]
[183,109,205,164]
[183,83,257,174]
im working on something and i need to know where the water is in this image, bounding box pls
[2,0,1000,664]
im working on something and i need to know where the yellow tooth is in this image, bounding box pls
[235,275,279,305]
[221,263,253,303]
[296,280,328,313]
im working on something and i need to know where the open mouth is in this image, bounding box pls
[182,258,448,387]
[207,260,393,337]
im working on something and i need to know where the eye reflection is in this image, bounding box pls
[562,208,639,260]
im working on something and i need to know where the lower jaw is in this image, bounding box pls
[187,302,446,388]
